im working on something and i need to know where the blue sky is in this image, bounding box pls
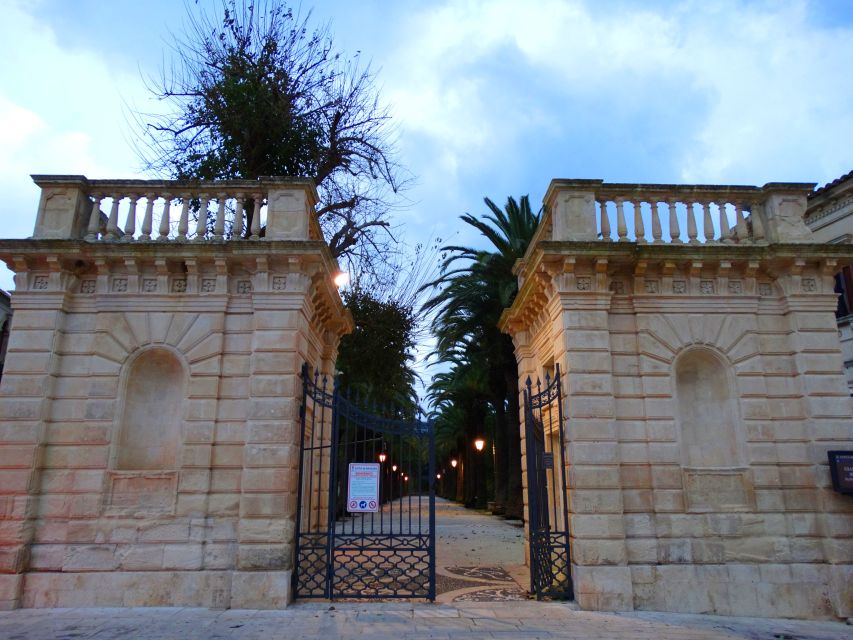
[1,0,852,298]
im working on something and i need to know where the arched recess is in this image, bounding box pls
[673,346,753,512]
[673,347,743,468]
[114,346,187,470]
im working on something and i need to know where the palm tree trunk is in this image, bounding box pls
[491,391,508,515]
[502,339,524,520]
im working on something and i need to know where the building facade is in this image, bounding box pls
[805,171,853,395]
[501,180,853,619]
[0,173,850,620]
[0,176,351,609]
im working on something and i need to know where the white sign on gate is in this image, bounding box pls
[346,463,380,513]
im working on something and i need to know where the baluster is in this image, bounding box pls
[122,195,138,241]
[177,194,190,240]
[140,194,155,241]
[598,200,611,241]
[734,202,749,242]
[750,202,766,241]
[234,196,246,238]
[85,194,102,241]
[105,196,121,240]
[194,195,209,240]
[650,199,662,243]
[615,198,628,241]
[214,194,226,240]
[158,195,171,240]
[686,201,698,243]
[701,200,714,242]
[667,198,680,243]
[719,202,735,244]
[633,200,645,242]
[250,195,262,239]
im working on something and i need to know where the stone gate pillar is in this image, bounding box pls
[0,176,352,609]
[502,178,853,620]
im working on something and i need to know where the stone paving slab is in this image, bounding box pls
[0,602,851,640]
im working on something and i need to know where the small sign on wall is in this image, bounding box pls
[828,451,853,495]
[347,463,380,512]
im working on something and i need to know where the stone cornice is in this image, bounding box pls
[500,240,852,334]
[0,238,354,337]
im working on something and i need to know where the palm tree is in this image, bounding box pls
[423,196,540,517]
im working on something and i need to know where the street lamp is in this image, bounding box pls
[378,452,387,463]
[450,459,457,468]
[391,464,397,472]
[473,438,486,509]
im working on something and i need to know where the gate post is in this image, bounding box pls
[509,329,537,568]
[232,249,351,607]
[549,273,633,611]
[0,175,352,610]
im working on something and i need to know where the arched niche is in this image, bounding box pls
[115,347,186,470]
[673,347,753,512]
[674,347,743,468]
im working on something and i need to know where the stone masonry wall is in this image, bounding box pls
[503,179,853,620]
[509,255,853,619]
[0,177,350,610]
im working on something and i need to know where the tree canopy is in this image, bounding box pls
[423,196,540,515]
[136,0,408,275]
[335,286,419,414]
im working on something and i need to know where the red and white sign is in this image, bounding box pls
[347,463,380,513]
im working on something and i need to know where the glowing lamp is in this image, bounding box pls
[404,475,409,482]
[450,459,457,468]
[474,438,485,452]
[333,271,350,287]
[391,464,397,472]
[378,452,387,463]
[436,473,441,480]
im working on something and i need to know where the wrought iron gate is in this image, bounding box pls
[293,365,436,600]
[523,365,573,600]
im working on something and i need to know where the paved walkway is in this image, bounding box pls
[433,497,528,602]
[1,602,850,639]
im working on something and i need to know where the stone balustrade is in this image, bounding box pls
[543,179,817,245]
[31,175,321,243]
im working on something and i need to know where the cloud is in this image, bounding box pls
[383,0,852,190]
[0,0,149,291]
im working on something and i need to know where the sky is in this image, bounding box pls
[1,0,852,294]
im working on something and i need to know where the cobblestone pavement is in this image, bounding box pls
[0,602,851,640]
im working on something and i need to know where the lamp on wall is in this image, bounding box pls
[333,271,350,287]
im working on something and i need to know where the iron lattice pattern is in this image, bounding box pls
[294,533,330,597]
[530,530,572,599]
[331,534,431,598]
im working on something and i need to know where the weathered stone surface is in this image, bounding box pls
[0,176,352,611]
[502,178,853,620]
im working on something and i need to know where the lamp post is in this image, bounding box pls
[450,458,458,502]
[474,438,485,509]
[378,451,386,503]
